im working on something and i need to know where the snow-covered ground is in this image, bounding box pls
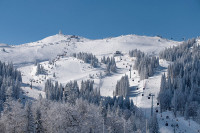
[1,33,199,132]
[0,34,179,65]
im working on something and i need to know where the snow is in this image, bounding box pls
[0,34,180,65]
[158,111,200,133]
[196,38,200,46]
[1,33,198,132]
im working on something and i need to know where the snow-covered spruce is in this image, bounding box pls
[0,61,22,111]
[35,63,47,75]
[159,38,196,62]
[101,56,117,75]
[73,52,99,68]
[114,75,130,97]
[129,49,159,80]
[158,38,200,122]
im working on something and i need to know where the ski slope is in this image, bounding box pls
[1,33,199,132]
[0,34,179,65]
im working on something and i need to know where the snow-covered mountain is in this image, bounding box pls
[0,33,180,101]
[1,34,199,133]
[0,34,179,65]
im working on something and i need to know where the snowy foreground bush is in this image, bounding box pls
[0,97,150,133]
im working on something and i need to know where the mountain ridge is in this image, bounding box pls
[0,34,180,65]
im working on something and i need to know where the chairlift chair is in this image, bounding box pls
[176,124,179,127]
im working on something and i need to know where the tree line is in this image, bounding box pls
[73,52,99,68]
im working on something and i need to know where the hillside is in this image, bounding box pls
[0,34,179,65]
[1,34,199,132]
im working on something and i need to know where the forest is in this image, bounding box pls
[158,39,200,122]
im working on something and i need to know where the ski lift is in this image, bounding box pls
[148,96,150,99]
[165,122,168,126]
[156,109,158,113]
[157,103,159,106]
[142,94,144,96]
